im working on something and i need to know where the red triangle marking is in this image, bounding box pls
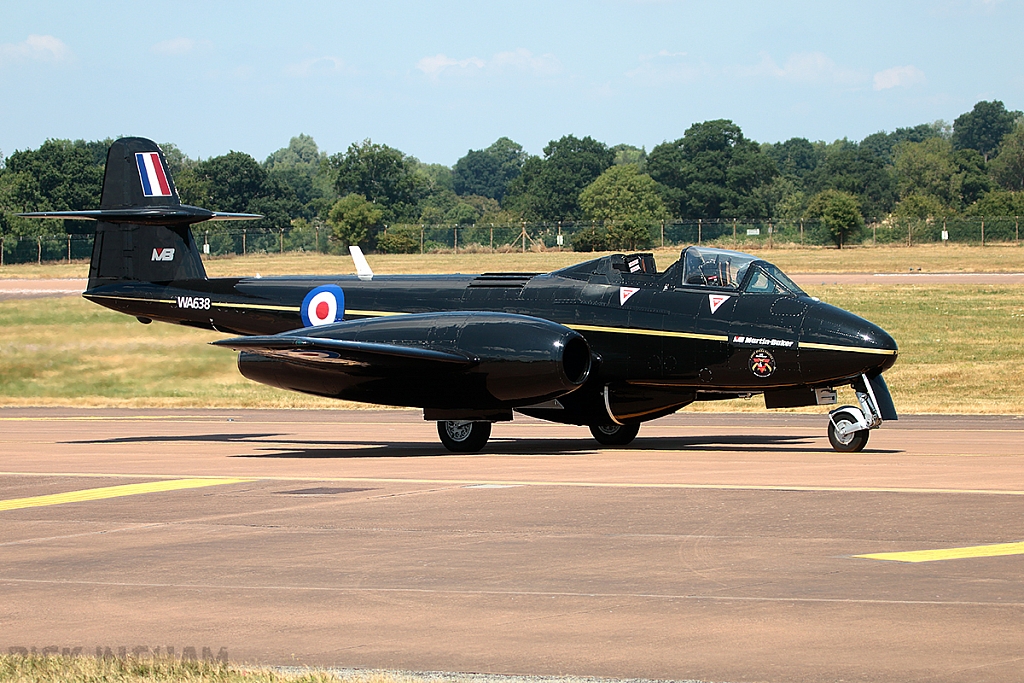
[709,294,731,314]
[620,287,640,306]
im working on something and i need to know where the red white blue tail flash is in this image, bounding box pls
[301,285,345,327]
[135,152,172,197]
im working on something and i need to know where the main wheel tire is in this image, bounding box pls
[827,409,869,453]
[437,420,492,453]
[589,423,641,446]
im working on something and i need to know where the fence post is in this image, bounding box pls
[943,218,947,247]
[1017,216,1019,245]
[420,225,424,254]
[521,223,527,253]
[698,218,702,245]
[279,228,284,254]
[67,235,71,262]
[559,221,563,251]
[981,217,985,247]
[768,220,773,250]
[490,224,494,251]
[37,236,42,265]
[454,225,458,253]
[733,217,737,239]
[1,236,4,267]
[873,222,876,246]
[243,229,247,255]
[800,219,804,244]
[661,219,665,248]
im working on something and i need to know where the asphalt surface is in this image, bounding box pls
[2,408,1023,682]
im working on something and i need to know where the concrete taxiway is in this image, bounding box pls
[1,408,1023,682]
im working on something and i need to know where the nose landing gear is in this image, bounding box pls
[826,373,898,453]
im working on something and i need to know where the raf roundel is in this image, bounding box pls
[300,285,345,327]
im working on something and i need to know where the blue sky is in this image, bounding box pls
[1,0,1021,165]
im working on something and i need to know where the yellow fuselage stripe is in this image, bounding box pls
[856,541,1024,563]
[85,296,888,355]
[800,341,896,356]
[0,478,250,512]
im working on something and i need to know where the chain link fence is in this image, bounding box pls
[1,216,1021,267]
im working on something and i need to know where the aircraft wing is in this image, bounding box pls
[212,335,476,369]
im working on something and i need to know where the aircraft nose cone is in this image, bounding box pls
[802,302,898,376]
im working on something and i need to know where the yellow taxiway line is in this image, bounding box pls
[0,478,251,512]
[856,541,1024,563]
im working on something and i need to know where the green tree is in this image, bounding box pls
[376,225,421,253]
[264,134,332,218]
[444,203,479,225]
[809,141,895,218]
[859,122,947,162]
[894,138,959,207]
[452,137,528,202]
[965,189,1024,217]
[183,151,301,230]
[503,135,614,221]
[453,150,503,199]
[453,138,526,201]
[803,189,864,248]
[328,193,383,248]
[990,123,1024,191]
[610,144,647,170]
[647,119,777,219]
[763,137,823,181]
[579,165,668,249]
[952,100,1022,161]
[0,139,105,238]
[894,194,949,220]
[328,139,424,222]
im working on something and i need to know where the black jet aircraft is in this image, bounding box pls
[24,138,898,453]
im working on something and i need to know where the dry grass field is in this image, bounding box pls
[1,242,1023,280]
[0,654,421,683]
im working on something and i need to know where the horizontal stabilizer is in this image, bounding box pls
[18,207,262,226]
[212,335,475,367]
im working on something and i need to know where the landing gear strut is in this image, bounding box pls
[826,373,897,453]
[437,420,491,452]
[589,423,640,446]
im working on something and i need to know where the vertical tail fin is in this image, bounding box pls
[18,137,261,289]
[90,138,205,287]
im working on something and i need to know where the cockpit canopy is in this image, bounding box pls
[680,246,806,296]
[553,246,807,297]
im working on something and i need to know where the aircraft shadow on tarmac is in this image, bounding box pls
[63,431,900,457]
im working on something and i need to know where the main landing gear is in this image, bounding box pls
[589,423,640,446]
[437,420,492,453]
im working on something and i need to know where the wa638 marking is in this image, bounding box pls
[176,296,211,310]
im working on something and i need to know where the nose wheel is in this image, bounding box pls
[437,420,491,452]
[827,409,869,452]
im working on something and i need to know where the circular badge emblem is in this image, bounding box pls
[749,348,775,378]
[300,285,345,327]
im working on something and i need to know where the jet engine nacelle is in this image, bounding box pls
[233,312,592,412]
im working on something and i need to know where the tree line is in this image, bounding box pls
[2,99,1024,253]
